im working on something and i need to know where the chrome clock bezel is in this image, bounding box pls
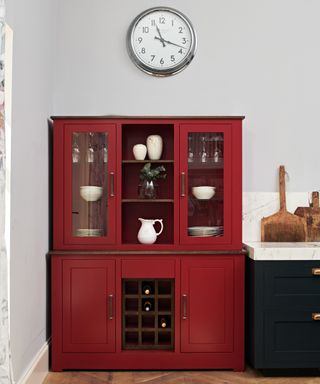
[127,7,197,77]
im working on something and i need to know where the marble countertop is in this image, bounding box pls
[244,241,320,260]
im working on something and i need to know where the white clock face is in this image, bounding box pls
[127,7,196,76]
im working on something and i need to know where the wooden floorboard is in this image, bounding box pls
[43,367,320,384]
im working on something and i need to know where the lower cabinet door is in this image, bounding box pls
[181,258,234,353]
[62,259,115,353]
[264,310,320,366]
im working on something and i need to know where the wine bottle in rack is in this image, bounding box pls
[143,301,152,312]
[143,285,152,295]
[160,318,167,328]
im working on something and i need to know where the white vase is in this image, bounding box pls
[133,144,147,160]
[146,135,163,160]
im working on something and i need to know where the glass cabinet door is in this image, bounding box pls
[64,124,116,245]
[179,124,232,245]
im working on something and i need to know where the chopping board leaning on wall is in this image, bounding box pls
[261,165,307,242]
[294,192,320,241]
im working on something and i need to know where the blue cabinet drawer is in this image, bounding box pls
[263,310,320,368]
[262,261,320,307]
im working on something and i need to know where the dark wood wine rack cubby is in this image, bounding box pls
[122,279,174,350]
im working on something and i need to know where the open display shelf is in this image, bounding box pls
[122,279,174,350]
[121,123,175,245]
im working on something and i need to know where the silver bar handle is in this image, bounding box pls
[110,172,115,197]
[182,294,187,320]
[181,172,186,197]
[108,294,114,320]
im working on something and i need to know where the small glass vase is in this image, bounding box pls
[139,180,158,199]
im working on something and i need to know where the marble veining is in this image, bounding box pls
[242,192,320,260]
[245,241,320,261]
[243,192,309,242]
[0,3,13,383]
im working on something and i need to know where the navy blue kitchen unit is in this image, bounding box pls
[246,258,320,369]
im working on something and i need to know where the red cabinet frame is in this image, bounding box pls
[52,117,242,251]
[53,121,117,249]
[51,116,244,372]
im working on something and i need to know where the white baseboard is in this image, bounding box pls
[17,340,50,384]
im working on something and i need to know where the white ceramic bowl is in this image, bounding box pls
[80,186,103,202]
[192,186,216,200]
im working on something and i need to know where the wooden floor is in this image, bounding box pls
[44,367,320,384]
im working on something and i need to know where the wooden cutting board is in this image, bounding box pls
[261,165,307,242]
[294,192,320,241]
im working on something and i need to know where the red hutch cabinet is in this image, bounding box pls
[50,116,244,371]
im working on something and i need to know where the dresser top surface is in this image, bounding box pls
[244,241,320,261]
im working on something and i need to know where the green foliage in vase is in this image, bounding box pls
[139,163,167,182]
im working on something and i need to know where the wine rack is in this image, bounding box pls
[122,278,174,350]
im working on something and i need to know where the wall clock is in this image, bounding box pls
[127,7,197,76]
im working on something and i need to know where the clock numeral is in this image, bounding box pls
[171,55,175,62]
[159,17,165,24]
[178,49,183,54]
[151,55,155,62]
[160,58,164,65]
[178,26,183,33]
[151,19,155,26]
[171,20,174,26]
[182,38,187,44]
[141,48,146,54]
[138,37,143,44]
[142,26,149,33]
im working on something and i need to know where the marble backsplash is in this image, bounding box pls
[243,192,310,242]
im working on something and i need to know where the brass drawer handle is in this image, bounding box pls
[312,268,320,276]
[312,313,320,321]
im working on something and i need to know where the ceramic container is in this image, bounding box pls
[192,186,216,200]
[133,144,147,160]
[146,135,163,160]
[80,186,103,202]
[137,218,163,244]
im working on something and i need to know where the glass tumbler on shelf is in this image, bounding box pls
[87,132,95,163]
[72,133,80,163]
[103,143,108,163]
[188,135,194,163]
[200,135,208,163]
[213,137,222,163]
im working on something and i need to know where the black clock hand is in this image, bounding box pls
[154,36,167,47]
[154,36,187,50]
[162,39,187,50]
[155,24,166,47]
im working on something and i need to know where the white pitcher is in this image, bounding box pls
[137,218,164,244]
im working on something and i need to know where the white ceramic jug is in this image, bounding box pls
[137,218,164,244]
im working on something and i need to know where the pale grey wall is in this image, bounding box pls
[5,0,320,380]
[6,0,56,381]
[53,0,320,192]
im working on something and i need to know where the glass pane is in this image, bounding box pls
[72,132,108,237]
[187,132,224,238]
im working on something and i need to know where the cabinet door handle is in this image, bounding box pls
[312,268,320,276]
[181,172,186,197]
[110,172,115,197]
[312,313,320,321]
[182,294,188,320]
[108,294,114,320]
